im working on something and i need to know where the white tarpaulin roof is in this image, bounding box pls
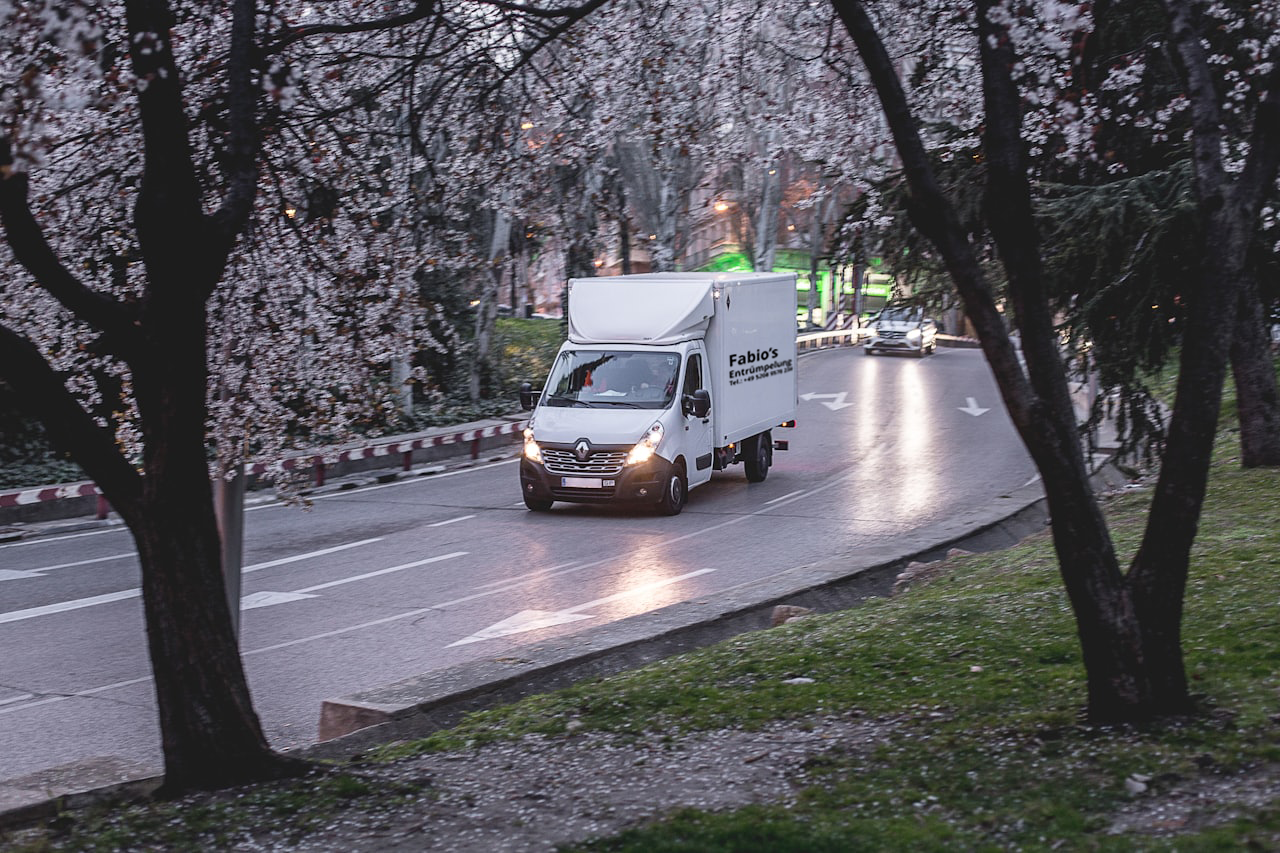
[567,274,720,345]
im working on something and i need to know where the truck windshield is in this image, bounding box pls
[543,350,680,410]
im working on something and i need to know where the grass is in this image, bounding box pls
[5,374,1279,851]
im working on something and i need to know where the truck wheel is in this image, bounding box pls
[524,494,553,511]
[658,464,687,516]
[743,432,772,483]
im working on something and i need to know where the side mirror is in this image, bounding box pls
[519,382,538,411]
[684,388,710,419]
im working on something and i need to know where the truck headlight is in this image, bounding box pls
[523,427,543,464]
[626,422,664,466]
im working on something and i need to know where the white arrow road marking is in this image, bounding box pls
[958,397,991,416]
[448,567,717,647]
[0,570,47,581]
[449,610,594,643]
[0,538,385,624]
[799,391,854,411]
[243,551,467,608]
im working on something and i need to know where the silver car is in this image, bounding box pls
[864,307,938,357]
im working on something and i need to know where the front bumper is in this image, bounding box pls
[519,451,677,506]
[866,335,923,352]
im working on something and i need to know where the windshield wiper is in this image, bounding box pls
[546,394,592,408]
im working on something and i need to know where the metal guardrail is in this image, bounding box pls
[0,421,530,523]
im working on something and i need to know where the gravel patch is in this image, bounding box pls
[1106,762,1280,837]
[262,714,895,852]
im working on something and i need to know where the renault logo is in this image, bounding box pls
[575,440,591,461]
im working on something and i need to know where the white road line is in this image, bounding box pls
[0,675,152,716]
[293,552,466,594]
[19,553,133,574]
[0,526,127,550]
[429,515,474,527]
[0,538,386,625]
[0,589,140,625]
[766,490,805,504]
[242,538,383,574]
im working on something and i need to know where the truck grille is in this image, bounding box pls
[543,448,627,476]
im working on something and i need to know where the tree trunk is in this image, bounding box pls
[1130,0,1280,710]
[129,238,309,791]
[1230,272,1280,467]
[832,0,1171,721]
[471,210,511,402]
[750,160,782,272]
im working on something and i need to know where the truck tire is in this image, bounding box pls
[524,494,553,511]
[658,463,687,516]
[743,431,772,483]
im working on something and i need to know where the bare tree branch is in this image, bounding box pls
[0,322,144,518]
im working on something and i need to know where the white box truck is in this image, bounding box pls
[518,272,798,515]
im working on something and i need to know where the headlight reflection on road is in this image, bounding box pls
[893,364,941,516]
[600,560,684,617]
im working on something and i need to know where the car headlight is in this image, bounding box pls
[523,427,543,464]
[626,422,665,465]
[906,328,922,342]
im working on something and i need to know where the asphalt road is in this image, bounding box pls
[0,346,1037,787]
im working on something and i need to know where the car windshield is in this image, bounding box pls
[878,307,921,323]
[543,350,680,410]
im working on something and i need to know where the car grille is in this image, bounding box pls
[880,329,907,339]
[543,448,627,476]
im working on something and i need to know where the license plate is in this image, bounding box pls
[561,477,613,488]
